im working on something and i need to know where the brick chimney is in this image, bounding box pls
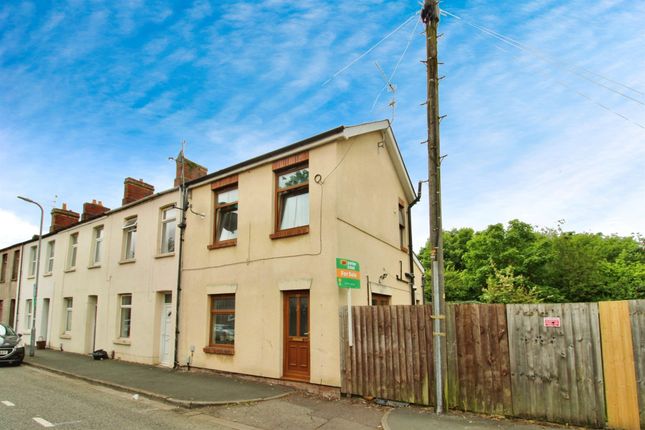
[82,200,110,221]
[50,203,80,232]
[174,152,208,187]
[123,178,155,205]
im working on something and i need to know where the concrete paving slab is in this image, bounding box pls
[24,349,291,406]
[384,408,570,430]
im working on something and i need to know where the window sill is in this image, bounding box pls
[88,264,101,270]
[43,272,52,277]
[119,259,136,265]
[27,275,35,279]
[113,338,131,346]
[59,333,72,339]
[203,346,234,355]
[270,226,309,240]
[63,268,76,273]
[208,240,237,250]
[155,252,175,259]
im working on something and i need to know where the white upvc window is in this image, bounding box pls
[92,226,104,266]
[67,233,78,270]
[25,299,32,329]
[64,297,73,333]
[119,294,132,338]
[45,240,55,274]
[160,207,176,254]
[122,217,137,261]
[28,245,37,277]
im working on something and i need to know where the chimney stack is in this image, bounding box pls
[174,152,208,187]
[82,200,110,221]
[122,177,154,205]
[50,203,80,232]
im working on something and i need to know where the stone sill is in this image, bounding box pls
[113,338,131,346]
[203,346,234,355]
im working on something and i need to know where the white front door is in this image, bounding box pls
[159,293,172,366]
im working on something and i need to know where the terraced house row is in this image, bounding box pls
[0,120,423,388]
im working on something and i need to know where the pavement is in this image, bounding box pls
[23,349,568,429]
[24,349,292,407]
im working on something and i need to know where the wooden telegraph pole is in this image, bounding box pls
[422,0,447,414]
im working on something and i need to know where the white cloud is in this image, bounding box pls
[0,209,38,249]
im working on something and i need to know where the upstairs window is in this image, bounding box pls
[91,226,104,266]
[214,188,238,243]
[1,253,7,283]
[11,250,19,280]
[209,175,239,249]
[398,200,407,251]
[122,217,137,261]
[28,245,37,277]
[160,207,177,254]
[67,233,78,270]
[45,241,55,274]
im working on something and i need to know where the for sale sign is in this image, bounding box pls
[543,317,561,327]
[336,258,360,289]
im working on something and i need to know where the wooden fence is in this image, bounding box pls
[339,300,645,429]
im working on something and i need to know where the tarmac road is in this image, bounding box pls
[0,365,251,430]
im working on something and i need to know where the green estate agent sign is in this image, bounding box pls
[336,258,360,289]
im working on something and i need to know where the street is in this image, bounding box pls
[0,365,248,430]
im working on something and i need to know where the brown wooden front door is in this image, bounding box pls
[283,290,310,381]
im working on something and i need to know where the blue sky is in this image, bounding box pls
[1,0,643,250]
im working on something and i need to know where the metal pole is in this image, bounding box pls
[17,196,44,357]
[347,288,353,347]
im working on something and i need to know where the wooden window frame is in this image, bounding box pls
[398,199,408,252]
[11,250,19,281]
[271,153,310,240]
[371,293,391,306]
[209,176,239,250]
[1,253,7,283]
[204,294,235,355]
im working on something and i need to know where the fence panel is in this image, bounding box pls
[507,303,605,427]
[339,304,434,405]
[448,304,512,416]
[600,300,640,430]
[629,300,645,429]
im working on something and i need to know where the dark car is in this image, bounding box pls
[0,323,25,366]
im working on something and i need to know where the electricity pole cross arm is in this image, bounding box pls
[422,0,447,414]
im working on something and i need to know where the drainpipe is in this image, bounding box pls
[407,181,425,305]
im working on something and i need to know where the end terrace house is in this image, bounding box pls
[14,160,207,366]
[177,120,423,387]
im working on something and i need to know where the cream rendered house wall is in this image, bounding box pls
[16,239,56,348]
[179,124,419,388]
[0,244,21,326]
[180,141,341,385]
[17,191,179,365]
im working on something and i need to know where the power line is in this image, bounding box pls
[441,9,645,106]
[322,12,418,86]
